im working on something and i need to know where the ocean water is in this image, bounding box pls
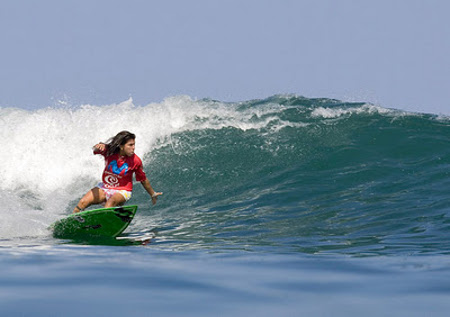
[1,95,450,316]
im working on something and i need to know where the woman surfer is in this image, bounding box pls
[73,131,162,213]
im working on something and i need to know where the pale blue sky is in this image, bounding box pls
[1,0,449,114]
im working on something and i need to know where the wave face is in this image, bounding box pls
[1,95,450,255]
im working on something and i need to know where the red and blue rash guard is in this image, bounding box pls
[94,147,147,191]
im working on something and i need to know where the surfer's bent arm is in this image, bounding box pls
[141,179,163,205]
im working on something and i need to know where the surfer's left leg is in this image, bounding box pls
[104,192,127,208]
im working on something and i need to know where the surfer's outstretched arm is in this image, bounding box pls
[141,179,162,205]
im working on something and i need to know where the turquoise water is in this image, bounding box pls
[1,95,450,316]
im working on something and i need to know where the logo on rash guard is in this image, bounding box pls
[107,160,129,175]
[104,174,119,187]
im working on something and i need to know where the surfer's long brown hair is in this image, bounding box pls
[105,131,136,156]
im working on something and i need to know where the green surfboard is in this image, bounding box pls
[51,205,138,239]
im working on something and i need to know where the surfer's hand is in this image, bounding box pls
[93,143,106,152]
[151,192,163,205]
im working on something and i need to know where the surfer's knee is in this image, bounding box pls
[73,197,90,213]
[74,190,97,212]
[78,196,92,208]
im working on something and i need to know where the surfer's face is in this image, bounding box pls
[120,139,135,156]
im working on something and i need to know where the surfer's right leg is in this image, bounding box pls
[72,187,107,213]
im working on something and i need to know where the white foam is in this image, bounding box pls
[311,104,392,119]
